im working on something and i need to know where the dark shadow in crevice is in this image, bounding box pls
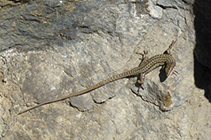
[193,0,211,102]
[194,54,211,101]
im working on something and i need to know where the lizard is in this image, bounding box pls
[18,40,177,115]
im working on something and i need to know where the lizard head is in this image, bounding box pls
[165,62,176,77]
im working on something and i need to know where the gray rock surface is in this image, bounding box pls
[0,0,210,139]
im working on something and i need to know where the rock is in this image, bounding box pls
[0,0,210,139]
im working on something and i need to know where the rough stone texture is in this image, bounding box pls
[0,0,210,139]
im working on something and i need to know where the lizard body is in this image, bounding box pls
[18,40,177,115]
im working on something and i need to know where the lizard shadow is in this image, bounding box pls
[159,68,168,82]
[133,67,168,88]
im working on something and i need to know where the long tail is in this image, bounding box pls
[18,68,138,115]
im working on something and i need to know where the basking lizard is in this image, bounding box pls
[18,40,177,115]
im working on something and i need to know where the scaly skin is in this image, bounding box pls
[18,40,177,115]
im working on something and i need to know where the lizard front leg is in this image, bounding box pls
[165,40,177,55]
